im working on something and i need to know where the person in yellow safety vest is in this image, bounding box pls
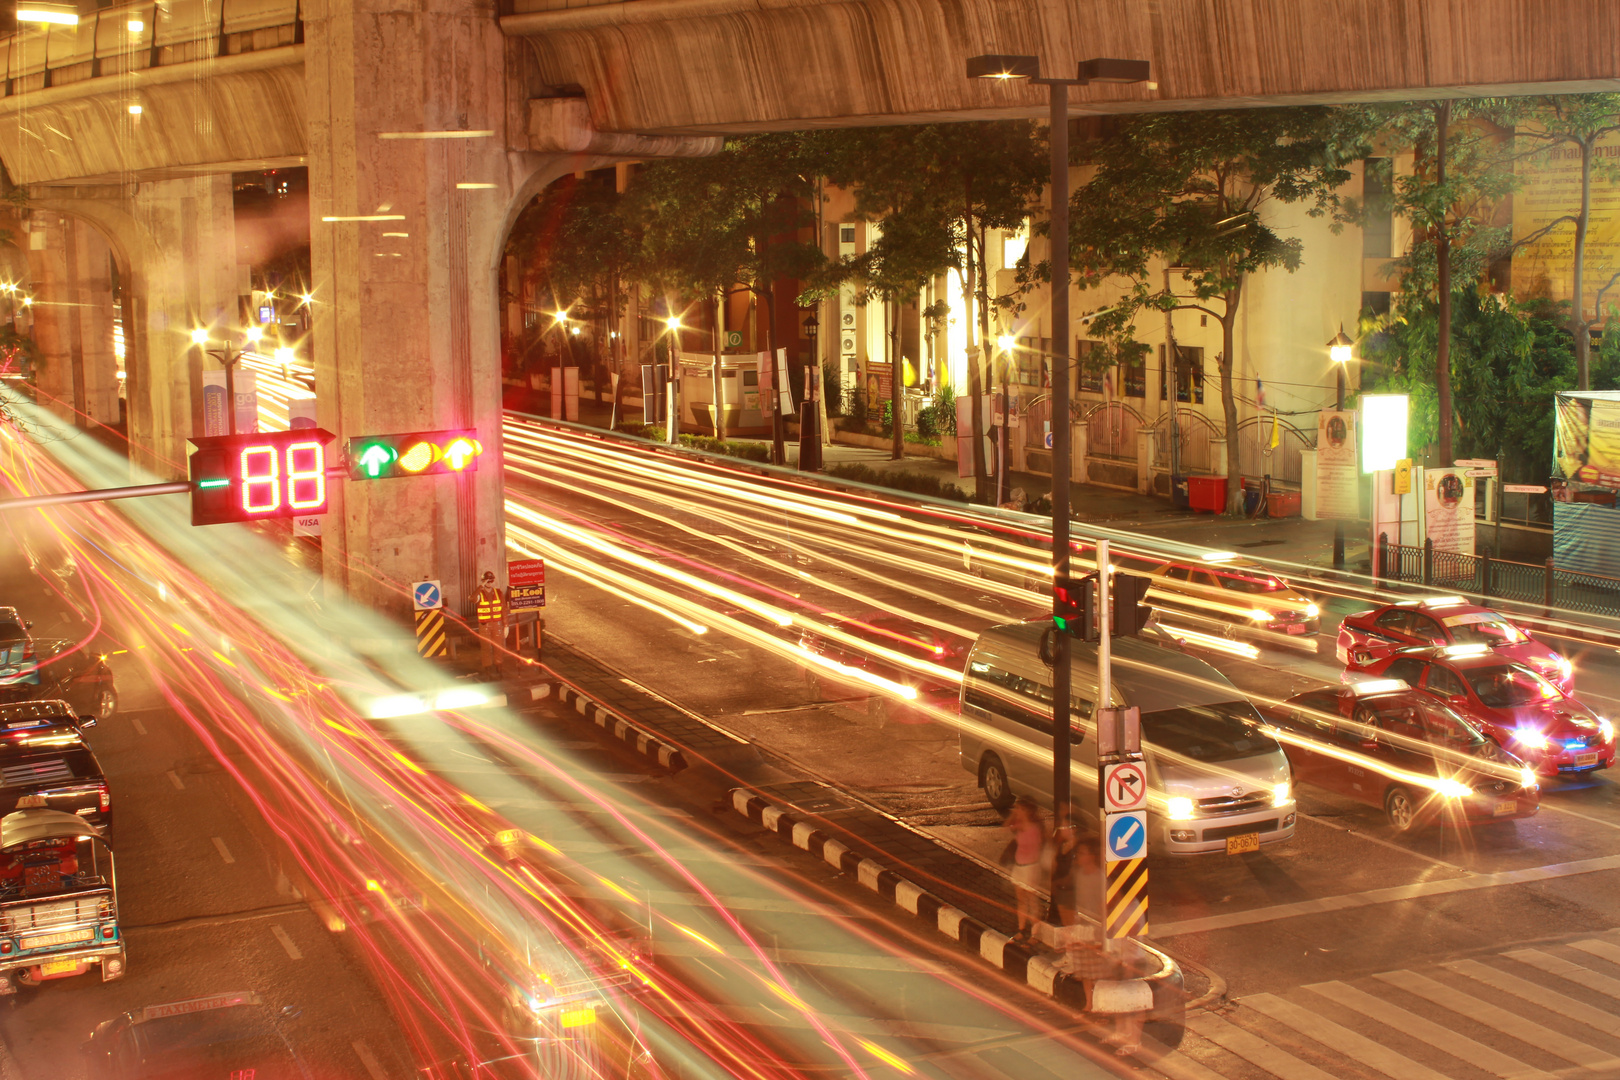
[473,570,506,676]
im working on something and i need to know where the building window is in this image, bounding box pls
[840,224,857,245]
[1077,339,1106,393]
[1363,157,1394,260]
[1120,354,1146,398]
[1158,345,1204,404]
[1013,336,1048,387]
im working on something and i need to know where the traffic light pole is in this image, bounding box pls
[0,481,191,512]
[1045,74,1075,830]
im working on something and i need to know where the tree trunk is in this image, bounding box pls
[610,268,625,426]
[963,193,988,491]
[761,283,786,466]
[976,221,995,487]
[1576,135,1593,391]
[890,297,903,460]
[1220,287,1244,516]
[1435,100,1453,467]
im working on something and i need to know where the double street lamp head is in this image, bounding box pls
[966,54,1151,84]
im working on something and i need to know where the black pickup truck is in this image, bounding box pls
[0,705,109,835]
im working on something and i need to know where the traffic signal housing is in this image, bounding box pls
[1112,572,1154,636]
[1053,574,1097,640]
[188,429,335,526]
[346,429,483,480]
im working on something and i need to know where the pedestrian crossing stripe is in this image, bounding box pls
[415,609,446,658]
[1150,931,1620,1080]
[1104,856,1148,939]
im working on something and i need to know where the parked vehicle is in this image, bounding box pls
[0,723,110,833]
[1349,645,1613,778]
[1338,597,1571,690]
[84,991,311,1079]
[30,640,117,721]
[958,621,1295,856]
[0,805,123,993]
[0,609,38,690]
[0,698,96,736]
[799,613,969,724]
[1144,556,1321,653]
[1270,680,1540,831]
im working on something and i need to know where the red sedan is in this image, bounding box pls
[1337,598,1571,691]
[1271,682,1539,831]
[799,613,968,725]
[1350,645,1614,778]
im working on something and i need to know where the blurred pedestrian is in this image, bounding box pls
[1004,797,1049,942]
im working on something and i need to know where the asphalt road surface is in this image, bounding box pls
[503,419,1620,1080]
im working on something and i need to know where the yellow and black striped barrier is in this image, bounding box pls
[415,608,446,658]
[1105,856,1149,939]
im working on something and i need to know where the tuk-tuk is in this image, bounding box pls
[0,803,123,992]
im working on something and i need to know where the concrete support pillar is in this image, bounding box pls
[304,0,557,617]
[24,214,120,429]
[126,175,240,476]
[25,214,77,424]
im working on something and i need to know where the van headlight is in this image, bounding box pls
[1166,796,1196,820]
[1600,718,1614,744]
[1305,604,1320,618]
[1272,781,1291,807]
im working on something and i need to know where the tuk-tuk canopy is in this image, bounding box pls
[0,807,108,851]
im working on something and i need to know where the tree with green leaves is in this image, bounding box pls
[631,135,827,460]
[1506,94,1620,391]
[505,174,642,407]
[817,122,1047,486]
[1072,108,1371,514]
[1358,101,1519,465]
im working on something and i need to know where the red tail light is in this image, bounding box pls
[98,786,110,811]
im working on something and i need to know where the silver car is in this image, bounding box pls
[958,621,1296,855]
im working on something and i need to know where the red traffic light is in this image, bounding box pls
[188,429,335,526]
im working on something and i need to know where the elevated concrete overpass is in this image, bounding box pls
[1,0,1616,615]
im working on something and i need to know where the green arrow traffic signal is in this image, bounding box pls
[355,442,398,478]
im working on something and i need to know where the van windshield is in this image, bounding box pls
[1141,701,1280,762]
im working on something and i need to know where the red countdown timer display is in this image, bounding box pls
[188,429,336,526]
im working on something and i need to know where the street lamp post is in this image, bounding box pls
[967,54,1150,827]
[1328,323,1354,569]
[802,311,821,471]
[194,326,261,436]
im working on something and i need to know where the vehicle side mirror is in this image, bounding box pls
[1451,694,1468,705]
[1038,628,1054,667]
[23,622,32,630]
[1069,728,1084,744]
[77,715,96,728]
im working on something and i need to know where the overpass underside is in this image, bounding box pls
[0,0,1616,617]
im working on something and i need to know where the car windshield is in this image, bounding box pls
[1444,614,1528,646]
[0,622,24,643]
[1141,700,1280,762]
[1464,664,1561,707]
[1217,574,1288,594]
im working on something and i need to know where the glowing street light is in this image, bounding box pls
[189,328,211,346]
[1328,324,1354,366]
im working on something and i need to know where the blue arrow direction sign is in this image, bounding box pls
[1106,810,1147,862]
[412,580,442,611]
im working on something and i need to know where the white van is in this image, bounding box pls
[958,621,1296,855]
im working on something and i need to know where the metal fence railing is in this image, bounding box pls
[1375,533,1620,617]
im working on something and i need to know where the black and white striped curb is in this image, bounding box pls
[729,790,1185,1016]
[548,680,689,771]
[486,684,551,709]
[729,788,1099,1007]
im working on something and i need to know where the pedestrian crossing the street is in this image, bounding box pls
[1145,930,1620,1080]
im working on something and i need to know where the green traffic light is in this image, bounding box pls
[356,443,397,478]
[196,478,229,490]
